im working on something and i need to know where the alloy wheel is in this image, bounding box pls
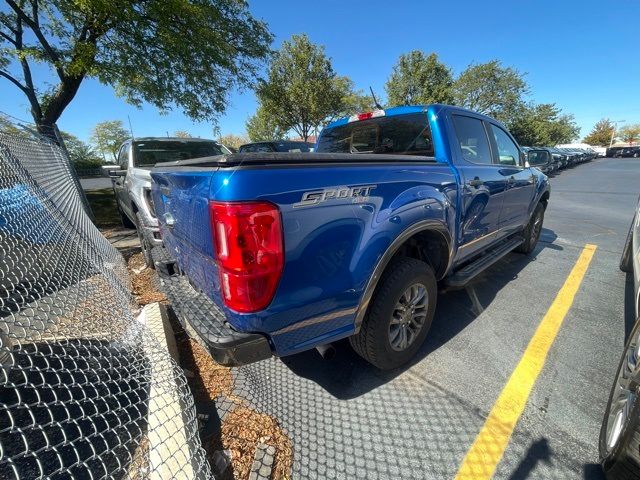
[388,283,429,351]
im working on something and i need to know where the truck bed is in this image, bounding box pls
[153,152,438,168]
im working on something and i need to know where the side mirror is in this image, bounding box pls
[108,169,127,178]
[527,150,550,166]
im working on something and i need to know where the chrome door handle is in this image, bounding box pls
[468,178,483,187]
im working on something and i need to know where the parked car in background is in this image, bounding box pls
[599,196,640,478]
[592,146,607,157]
[151,104,550,370]
[548,148,568,170]
[607,147,625,158]
[619,147,640,158]
[238,141,314,153]
[109,137,231,266]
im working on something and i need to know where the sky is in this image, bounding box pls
[2,0,640,143]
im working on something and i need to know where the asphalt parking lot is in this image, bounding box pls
[233,157,640,479]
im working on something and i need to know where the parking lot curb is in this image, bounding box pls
[139,302,207,480]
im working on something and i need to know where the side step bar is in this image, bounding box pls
[444,236,524,288]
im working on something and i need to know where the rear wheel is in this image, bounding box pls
[599,317,640,479]
[350,258,437,370]
[515,202,545,254]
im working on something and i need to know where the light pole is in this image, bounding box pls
[610,120,626,148]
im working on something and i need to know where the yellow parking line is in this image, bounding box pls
[454,244,597,480]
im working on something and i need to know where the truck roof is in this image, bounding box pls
[325,105,429,130]
[324,104,506,131]
[129,137,220,143]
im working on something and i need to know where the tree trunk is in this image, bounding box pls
[35,75,84,140]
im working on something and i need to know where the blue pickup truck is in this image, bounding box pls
[150,104,550,369]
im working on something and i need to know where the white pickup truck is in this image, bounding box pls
[109,137,230,266]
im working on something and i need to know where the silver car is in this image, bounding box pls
[109,137,230,266]
[599,196,640,478]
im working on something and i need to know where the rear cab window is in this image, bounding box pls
[275,142,312,152]
[316,113,434,157]
[132,140,230,167]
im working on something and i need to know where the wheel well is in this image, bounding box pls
[540,191,550,209]
[391,229,450,279]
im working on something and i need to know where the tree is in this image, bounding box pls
[334,77,376,117]
[174,130,193,138]
[583,119,615,146]
[452,60,529,124]
[0,114,23,135]
[246,105,288,142]
[385,51,453,106]
[60,131,101,167]
[509,103,580,146]
[218,133,249,151]
[0,0,272,135]
[257,34,353,141]
[90,120,129,162]
[617,124,640,145]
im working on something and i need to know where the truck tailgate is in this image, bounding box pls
[151,168,219,294]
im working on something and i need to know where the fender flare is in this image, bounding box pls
[353,219,452,332]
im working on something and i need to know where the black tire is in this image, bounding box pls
[117,201,136,229]
[515,202,545,254]
[349,257,437,370]
[136,212,154,269]
[620,217,635,273]
[599,317,640,479]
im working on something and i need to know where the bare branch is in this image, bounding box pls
[14,16,42,121]
[0,69,28,93]
[0,30,17,46]
[5,0,66,81]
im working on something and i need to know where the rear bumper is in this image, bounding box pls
[141,224,163,247]
[151,246,273,366]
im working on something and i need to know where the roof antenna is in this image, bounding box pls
[369,86,383,110]
[127,115,135,140]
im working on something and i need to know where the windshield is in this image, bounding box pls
[316,113,434,156]
[133,140,229,166]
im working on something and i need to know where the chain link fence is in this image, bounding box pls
[0,126,212,478]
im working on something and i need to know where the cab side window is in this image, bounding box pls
[452,115,493,165]
[118,144,130,170]
[489,124,520,166]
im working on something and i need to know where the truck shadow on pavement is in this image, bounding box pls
[282,227,561,399]
[238,228,606,478]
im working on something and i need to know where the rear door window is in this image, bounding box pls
[451,115,493,165]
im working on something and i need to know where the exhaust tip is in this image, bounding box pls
[315,344,336,361]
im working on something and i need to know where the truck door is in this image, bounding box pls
[451,114,508,261]
[487,123,536,237]
[113,142,133,220]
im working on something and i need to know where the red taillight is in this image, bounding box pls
[209,201,284,313]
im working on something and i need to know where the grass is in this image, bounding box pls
[85,188,121,228]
